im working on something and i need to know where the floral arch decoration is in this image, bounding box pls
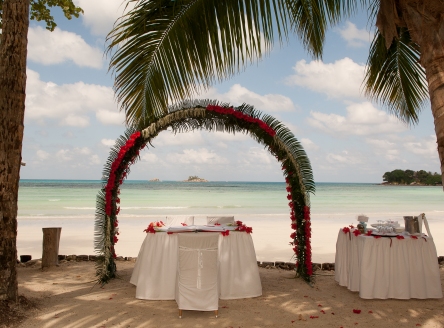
[95,100,315,285]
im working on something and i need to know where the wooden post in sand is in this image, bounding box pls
[42,227,62,268]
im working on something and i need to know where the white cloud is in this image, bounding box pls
[36,150,49,161]
[366,138,400,161]
[74,0,136,36]
[286,58,365,99]
[337,22,374,47]
[167,148,228,164]
[326,151,362,165]
[300,138,319,151]
[96,110,126,125]
[307,102,407,136]
[101,139,116,147]
[201,84,295,112]
[28,26,103,68]
[241,147,273,165]
[153,130,205,147]
[26,69,122,127]
[141,153,160,164]
[54,147,100,167]
[404,135,438,158]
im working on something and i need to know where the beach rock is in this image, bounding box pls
[58,255,66,261]
[125,257,135,262]
[89,255,97,261]
[312,263,321,272]
[24,259,39,267]
[66,255,76,261]
[115,256,125,261]
[76,255,89,261]
[322,263,335,271]
[59,260,67,264]
[261,261,274,268]
[285,262,296,270]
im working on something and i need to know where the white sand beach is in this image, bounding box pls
[10,260,444,328]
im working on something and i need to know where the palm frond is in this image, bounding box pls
[285,0,362,59]
[107,0,289,126]
[363,28,428,124]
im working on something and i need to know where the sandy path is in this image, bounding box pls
[13,261,444,328]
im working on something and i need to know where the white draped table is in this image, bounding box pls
[335,229,443,299]
[130,231,262,300]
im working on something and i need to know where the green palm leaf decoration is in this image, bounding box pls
[107,0,359,127]
[107,0,290,126]
[96,100,315,284]
[363,27,428,124]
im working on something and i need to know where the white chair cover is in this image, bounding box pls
[165,216,194,226]
[206,216,235,225]
[176,233,219,311]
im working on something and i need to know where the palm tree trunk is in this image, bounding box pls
[425,58,444,187]
[396,0,444,187]
[0,0,30,301]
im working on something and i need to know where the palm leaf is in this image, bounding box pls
[363,28,428,124]
[107,0,290,126]
[285,0,361,58]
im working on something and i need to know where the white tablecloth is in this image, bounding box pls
[130,231,262,300]
[335,229,443,299]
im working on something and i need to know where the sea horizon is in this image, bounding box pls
[16,179,444,263]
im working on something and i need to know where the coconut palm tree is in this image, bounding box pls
[107,0,444,185]
[0,0,82,302]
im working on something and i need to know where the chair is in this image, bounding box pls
[206,216,234,225]
[165,216,194,226]
[176,233,219,318]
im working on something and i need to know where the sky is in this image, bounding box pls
[21,1,439,183]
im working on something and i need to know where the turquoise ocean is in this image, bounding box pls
[17,180,444,262]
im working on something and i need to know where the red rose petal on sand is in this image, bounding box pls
[320,310,326,314]
[304,295,308,297]
[309,316,319,319]
[368,310,373,314]
[291,320,295,323]
[318,304,322,307]
[353,309,361,314]
[331,312,335,315]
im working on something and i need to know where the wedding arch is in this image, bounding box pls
[95,100,315,284]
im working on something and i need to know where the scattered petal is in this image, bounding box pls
[291,320,295,323]
[109,298,113,300]
[222,306,228,308]
[331,312,335,315]
[368,310,373,314]
[318,304,322,307]
[320,310,326,314]
[353,309,361,314]
[304,295,308,297]
[309,316,319,319]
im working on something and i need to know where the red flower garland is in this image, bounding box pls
[206,105,276,137]
[234,220,253,234]
[104,131,143,258]
[304,206,312,276]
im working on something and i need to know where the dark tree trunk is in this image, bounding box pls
[0,0,30,301]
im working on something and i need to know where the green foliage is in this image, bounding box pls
[363,28,428,125]
[0,0,83,31]
[96,101,315,284]
[106,0,358,127]
[383,169,442,185]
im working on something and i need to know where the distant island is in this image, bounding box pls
[382,169,442,186]
[149,178,160,182]
[183,175,208,182]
